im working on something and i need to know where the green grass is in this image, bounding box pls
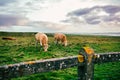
[0,32,120,80]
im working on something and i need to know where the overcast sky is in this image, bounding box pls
[0,0,120,33]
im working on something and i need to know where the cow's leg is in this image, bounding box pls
[54,39,58,45]
[35,40,38,48]
[39,41,43,51]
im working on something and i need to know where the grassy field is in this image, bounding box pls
[0,32,120,80]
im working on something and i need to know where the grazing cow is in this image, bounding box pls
[35,33,48,52]
[54,33,67,46]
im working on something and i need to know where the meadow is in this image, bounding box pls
[0,32,120,80]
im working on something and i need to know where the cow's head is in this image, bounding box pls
[44,44,48,52]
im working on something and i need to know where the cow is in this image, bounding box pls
[35,33,48,52]
[54,33,67,46]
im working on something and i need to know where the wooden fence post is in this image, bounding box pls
[78,47,94,80]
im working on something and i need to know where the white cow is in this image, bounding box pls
[35,33,48,52]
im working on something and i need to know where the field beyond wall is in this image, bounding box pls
[0,32,120,80]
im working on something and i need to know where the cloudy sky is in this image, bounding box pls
[0,0,120,33]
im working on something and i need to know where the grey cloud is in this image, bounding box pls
[86,20,101,24]
[0,14,28,27]
[66,5,120,25]
[85,17,101,24]
[67,8,91,17]
[61,18,83,25]
[103,16,120,22]
[68,5,120,16]
[103,5,120,15]
[0,0,17,6]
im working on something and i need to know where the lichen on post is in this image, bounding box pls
[78,47,95,80]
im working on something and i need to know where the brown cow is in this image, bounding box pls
[54,33,67,46]
[35,33,48,52]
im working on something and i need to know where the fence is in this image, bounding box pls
[0,47,120,80]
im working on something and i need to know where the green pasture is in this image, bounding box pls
[0,32,120,80]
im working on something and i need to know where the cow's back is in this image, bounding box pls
[35,33,48,43]
[54,33,65,40]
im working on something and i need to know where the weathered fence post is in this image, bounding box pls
[78,47,94,80]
